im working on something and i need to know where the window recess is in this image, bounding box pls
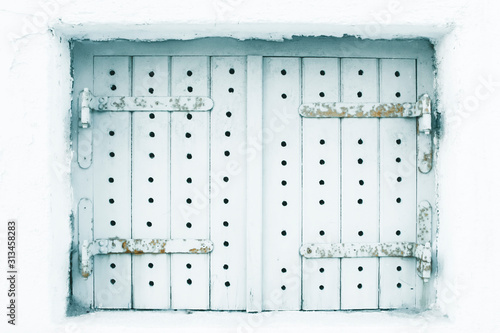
[71,38,436,311]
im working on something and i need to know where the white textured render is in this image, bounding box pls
[0,0,499,332]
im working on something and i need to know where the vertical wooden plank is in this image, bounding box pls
[379,120,417,308]
[301,58,341,310]
[170,56,210,310]
[340,58,379,310]
[262,58,301,310]
[72,44,94,309]
[379,59,417,309]
[93,56,132,309]
[131,56,170,309]
[210,57,247,310]
[380,59,416,103]
[246,56,263,313]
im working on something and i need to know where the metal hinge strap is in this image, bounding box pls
[301,241,418,258]
[299,94,431,118]
[79,89,213,117]
[77,88,214,169]
[300,242,431,282]
[80,238,214,278]
[298,94,434,173]
[300,201,433,282]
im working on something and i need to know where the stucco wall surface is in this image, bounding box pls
[0,0,499,332]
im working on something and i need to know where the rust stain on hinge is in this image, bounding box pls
[110,97,126,110]
[134,97,147,108]
[370,104,405,117]
[171,97,207,111]
[120,240,144,254]
[189,245,211,253]
[422,152,433,171]
[299,101,415,118]
[80,238,214,277]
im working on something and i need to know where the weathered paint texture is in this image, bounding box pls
[299,94,430,118]
[92,96,214,111]
[81,238,214,277]
[301,242,418,258]
[417,96,433,173]
[299,102,417,118]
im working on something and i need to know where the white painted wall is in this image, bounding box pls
[1,0,500,332]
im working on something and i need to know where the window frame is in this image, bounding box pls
[70,37,436,311]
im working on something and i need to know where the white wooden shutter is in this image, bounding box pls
[72,39,435,312]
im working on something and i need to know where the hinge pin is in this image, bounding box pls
[79,88,92,128]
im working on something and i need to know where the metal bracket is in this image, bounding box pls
[76,88,214,169]
[298,94,429,118]
[300,201,433,282]
[78,89,93,168]
[80,238,214,278]
[299,94,434,173]
[81,89,214,112]
[417,94,433,173]
[79,88,92,128]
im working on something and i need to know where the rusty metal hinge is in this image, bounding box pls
[298,94,430,118]
[300,201,432,282]
[80,238,214,278]
[298,94,434,173]
[76,88,214,169]
[417,94,433,173]
[79,88,92,128]
[79,88,214,114]
[78,90,93,168]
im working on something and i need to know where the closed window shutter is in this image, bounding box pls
[72,39,434,311]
